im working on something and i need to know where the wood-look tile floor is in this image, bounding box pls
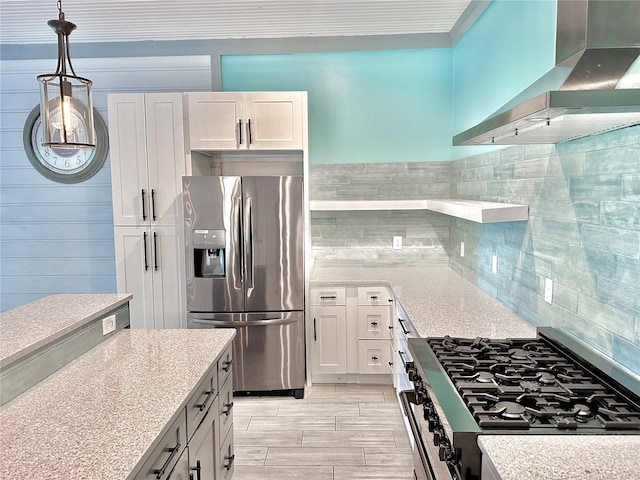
[233,383,414,480]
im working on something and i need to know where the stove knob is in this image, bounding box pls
[408,368,419,382]
[405,361,415,374]
[439,442,453,462]
[428,416,440,432]
[422,404,432,420]
[433,427,443,446]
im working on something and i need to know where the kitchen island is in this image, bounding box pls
[0,327,235,480]
[310,266,640,480]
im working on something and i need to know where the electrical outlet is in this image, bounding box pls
[544,278,553,304]
[460,241,465,258]
[102,315,116,335]
[393,236,403,250]
[491,255,498,274]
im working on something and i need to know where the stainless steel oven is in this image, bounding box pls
[401,328,640,480]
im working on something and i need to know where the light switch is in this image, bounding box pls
[393,236,402,249]
[460,241,465,257]
[491,255,498,274]
[544,278,553,304]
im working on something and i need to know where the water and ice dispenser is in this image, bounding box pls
[192,229,226,278]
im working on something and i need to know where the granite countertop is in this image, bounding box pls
[0,328,235,480]
[479,435,640,480]
[311,266,537,338]
[0,293,132,368]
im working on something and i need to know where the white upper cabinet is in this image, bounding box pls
[187,92,304,151]
[108,93,186,227]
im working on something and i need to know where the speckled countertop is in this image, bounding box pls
[311,266,640,479]
[0,293,132,368]
[0,328,235,480]
[311,267,537,338]
[479,436,640,480]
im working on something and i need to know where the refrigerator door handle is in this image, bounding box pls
[191,315,298,328]
[244,197,254,289]
[233,196,243,289]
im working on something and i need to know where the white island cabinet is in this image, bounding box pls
[186,92,305,151]
[108,93,187,329]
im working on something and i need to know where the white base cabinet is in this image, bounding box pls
[310,284,393,383]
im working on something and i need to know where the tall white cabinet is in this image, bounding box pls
[108,93,187,329]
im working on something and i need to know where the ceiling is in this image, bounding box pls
[0,0,484,46]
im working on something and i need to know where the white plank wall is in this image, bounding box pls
[0,55,211,311]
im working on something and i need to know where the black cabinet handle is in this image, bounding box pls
[222,359,232,372]
[141,189,147,221]
[389,361,393,366]
[370,322,378,326]
[190,460,201,480]
[372,356,379,361]
[153,231,158,271]
[143,232,149,271]
[153,441,180,479]
[370,295,378,301]
[151,188,156,221]
[196,389,215,412]
[388,325,394,330]
[247,118,252,144]
[388,298,393,303]
[223,401,234,416]
[224,454,235,471]
[238,119,242,145]
[313,318,317,341]
[320,295,336,300]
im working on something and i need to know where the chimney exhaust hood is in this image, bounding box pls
[453,0,640,146]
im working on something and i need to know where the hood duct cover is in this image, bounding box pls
[453,0,640,146]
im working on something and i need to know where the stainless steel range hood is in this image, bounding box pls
[453,0,640,146]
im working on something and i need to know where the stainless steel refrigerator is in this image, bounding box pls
[183,175,305,398]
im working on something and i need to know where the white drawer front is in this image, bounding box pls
[358,305,392,339]
[310,286,346,306]
[357,286,393,305]
[358,340,392,374]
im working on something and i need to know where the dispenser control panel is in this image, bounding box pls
[193,229,225,248]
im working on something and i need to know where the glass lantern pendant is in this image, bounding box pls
[37,0,95,149]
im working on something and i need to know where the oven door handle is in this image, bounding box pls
[400,390,438,480]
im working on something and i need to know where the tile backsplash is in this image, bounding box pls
[310,162,451,267]
[310,125,639,376]
[449,125,640,375]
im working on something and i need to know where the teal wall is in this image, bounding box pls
[453,0,557,133]
[221,49,453,163]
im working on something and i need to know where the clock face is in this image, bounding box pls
[23,104,109,184]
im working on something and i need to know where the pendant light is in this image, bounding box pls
[37,0,95,149]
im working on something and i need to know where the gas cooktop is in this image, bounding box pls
[427,335,640,431]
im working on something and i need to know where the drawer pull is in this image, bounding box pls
[369,295,378,301]
[320,295,337,300]
[223,401,234,416]
[196,389,215,412]
[190,460,201,480]
[397,318,410,335]
[221,359,232,372]
[389,361,393,366]
[372,356,379,360]
[224,454,235,471]
[153,441,181,479]
[388,325,393,330]
[370,322,378,326]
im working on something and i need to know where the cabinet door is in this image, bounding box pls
[311,306,347,374]
[217,428,235,480]
[187,92,245,150]
[150,226,185,329]
[134,413,187,480]
[114,226,154,329]
[188,397,219,480]
[145,93,187,227]
[108,94,150,227]
[218,375,234,445]
[244,92,304,150]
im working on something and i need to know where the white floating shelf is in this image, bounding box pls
[426,199,529,223]
[310,199,529,223]
[310,200,429,211]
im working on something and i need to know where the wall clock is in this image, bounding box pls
[22,104,109,184]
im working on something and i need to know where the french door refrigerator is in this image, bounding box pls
[183,175,305,398]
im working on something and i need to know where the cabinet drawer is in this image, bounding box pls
[218,375,234,444]
[357,286,393,305]
[358,340,392,375]
[217,344,233,388]
[310,286,346,306]
[134,411,187,480]
[218,428,235,480]
[358,306,392,340]
[186,365,218,441]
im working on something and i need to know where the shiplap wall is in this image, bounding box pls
[0,55,211,312]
